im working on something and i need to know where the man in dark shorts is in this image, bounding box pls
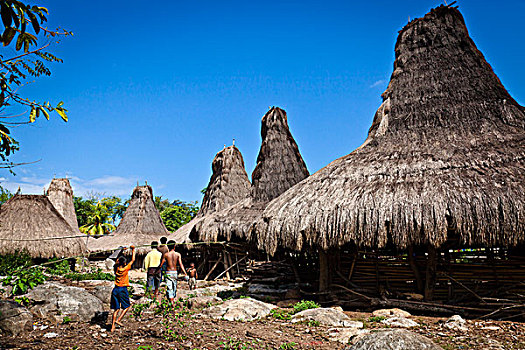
[158,237,168,281]
[144,241,162,300]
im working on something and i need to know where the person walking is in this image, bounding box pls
[144,241,162,300]
[110,245,135,332]
[187,262,198,290]
[156,240,186,305]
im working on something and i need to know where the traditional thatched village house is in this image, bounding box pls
[88,185,170,260]
[0,194,86,259]
[47,178,80,232]
[172,145,251,244]
[254,5,525,313]
[193,107,309,244]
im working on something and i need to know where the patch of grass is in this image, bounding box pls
[279,342,298,350]
[62,316,72,324]
[218,337,260,350]
[45,259,71,276]
[270,308,292,321]
[64,268,113,281]
[306,319,320,327]
[368,316,386,323]
[292,300,320,314]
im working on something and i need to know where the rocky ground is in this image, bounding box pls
[1,276,525,350]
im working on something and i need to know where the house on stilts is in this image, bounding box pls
[255,5,525,318]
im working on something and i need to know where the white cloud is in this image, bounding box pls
[369,79,386,88]
[0,174,138,198]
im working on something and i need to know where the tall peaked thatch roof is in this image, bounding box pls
[192,107,309,243]
[256,5,525,255]
[0,195,86,258]
[172,145,251,243]
[89,185,170,255]
[46,178,80,232]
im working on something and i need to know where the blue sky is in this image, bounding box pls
[1,0,524,203]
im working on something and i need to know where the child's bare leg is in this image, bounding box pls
[116,306,130,325]
[111,309,120,332]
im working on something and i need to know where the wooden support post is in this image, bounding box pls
[204,254,222,281]
[226,251,235,278]
[347,250,358,282]
[222,252,231,280]
[425,245,437,301]
[319,249,330,292]
[407,245,424,293]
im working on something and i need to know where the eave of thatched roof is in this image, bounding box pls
[255,5,525,255]
[194,107,309,243]
[172,145,251,244]
[46,178,80,232]
[88,185,170,255]
[0,194,86,258]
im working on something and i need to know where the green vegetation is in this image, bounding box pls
[2,266,46,295]
[0,0,71,168]
[75,196,126,235]
[64,268,113,281]
[368,316,386,323]
[218,337,260,350]
[45,259,71,275]
[292,300,320,314]
[270,308,292,320]
[279,342,297,350]
[159,199,199,232]
[0,250,31,275]
[62,316,72,324]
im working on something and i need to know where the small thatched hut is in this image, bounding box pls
[46,178,80,232]
[0,194,86,258]
[172,145,251,243]
[255,5,525,302]
[89,185,170,255]
[193,106,309,243]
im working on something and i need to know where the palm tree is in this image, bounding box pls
[79,201,116,236]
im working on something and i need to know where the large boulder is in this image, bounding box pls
[198,297,276,321]
[292,308,363,328]
[372,308,411,318]
[89,285,114,305]
[346,329,441,350]
[188,295,222,309]
[443,315,467,332]
[26,282,104,322]
[0,300,33,336]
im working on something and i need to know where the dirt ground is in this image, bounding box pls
[1,280,525,350]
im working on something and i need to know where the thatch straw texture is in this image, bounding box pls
[89,185,170,255]
[256,6,525,255]
[0,195,86,258]
[193,107,309,243]
[172,145,251,243]
[46,178,80,232]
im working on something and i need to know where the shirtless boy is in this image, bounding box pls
[187,263,198,290]
[156,240,187,304]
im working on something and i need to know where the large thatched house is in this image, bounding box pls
[89,185,170,255]
[255,5,525,308]
[192,106,309,244]
[0,194,86,258]
[46,178,80,232]
[172,145,251,243]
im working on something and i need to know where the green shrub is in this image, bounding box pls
[292,300,320,314]
[0,251,32,275]
[2,266,46,295]
[64,268,113,281]
[270,308,292,320]
[45,259,71,276]
[280,342,298,350]
[368,316,386,323]
[62,316,72,324]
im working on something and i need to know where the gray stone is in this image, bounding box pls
[129,283,145,296]
[89,285,114,304]
[372,308,411,318]
[444,314,467,332]
[381,317,419,328]
[328,327,370,344]
[43,332,59,338]
[346,329,441,350]
[292,308,363,328]
[188,295,222,309]
[198,297,276,321]
[26,282,104,322]
[0,300,33,336]
[104,258,115,271]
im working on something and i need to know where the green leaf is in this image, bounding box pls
[1,3,12,28]
[40,107,49,120]
[57,101,64,107]
[56,107,68,122]
[15,33,23,51]
[29,107,36,122]
[27,11,39,34]
[2,27,16,46]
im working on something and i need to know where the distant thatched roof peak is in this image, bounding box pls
[0,194,86,258]
[252,106,309,202]
[46,178,79,232]
[256,6,525,254]
[88,184,170,255]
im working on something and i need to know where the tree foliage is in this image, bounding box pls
[0,0,71,169]
[0,183,12,204]
[156,198,199,232]
[74,195,127,236]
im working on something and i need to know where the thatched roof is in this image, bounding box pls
[192,107,309,243]
[172,145,251,243]
[256,5,525,255]
[88,185,170,255]
[46,178,80,232]
[0,195,86,258]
